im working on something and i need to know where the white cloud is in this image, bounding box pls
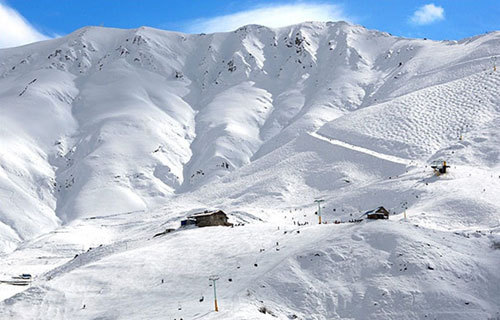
[185,3,350,34]
[410,3,445,25]
[0,2,50,48]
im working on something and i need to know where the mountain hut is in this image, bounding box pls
[364,206,390,220]
[188,210,232,227]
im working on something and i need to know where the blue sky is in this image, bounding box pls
[0,0,498,48]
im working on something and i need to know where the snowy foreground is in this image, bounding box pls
[0,21,499,319]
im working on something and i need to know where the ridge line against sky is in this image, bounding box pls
[0,1,499,49]
[182,3,350,34]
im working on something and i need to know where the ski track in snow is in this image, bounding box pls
[309,131,412,165]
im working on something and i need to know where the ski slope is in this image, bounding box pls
[0,21,499,319]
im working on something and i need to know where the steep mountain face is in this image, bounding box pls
[0,22,499,319]
[1,22,498,253]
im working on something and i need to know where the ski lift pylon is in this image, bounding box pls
[430,160,450,175]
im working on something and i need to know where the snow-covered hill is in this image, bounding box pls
[0,21,499,319]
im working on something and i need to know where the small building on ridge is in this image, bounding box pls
[364,207,390,220]
[185,210,232,227]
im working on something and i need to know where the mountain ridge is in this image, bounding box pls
[0,21,499,319]
[0,21,499,251]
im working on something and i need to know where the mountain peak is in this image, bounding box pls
[0,21,498,248]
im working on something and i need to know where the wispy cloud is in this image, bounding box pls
[410,3,445,25]
[0,2,50,48]
[184,2,350,34]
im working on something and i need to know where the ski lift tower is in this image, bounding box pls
[430,160,450,175]
[209,275,220,312]
[314,199,325,224]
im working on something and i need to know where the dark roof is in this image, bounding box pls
[363,206,389,215]
[188,210,226,218]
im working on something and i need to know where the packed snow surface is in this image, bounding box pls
[0,21,499,319]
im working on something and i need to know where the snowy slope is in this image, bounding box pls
[0,21,499,319]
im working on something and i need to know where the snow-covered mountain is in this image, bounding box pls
[0,21,499,319]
